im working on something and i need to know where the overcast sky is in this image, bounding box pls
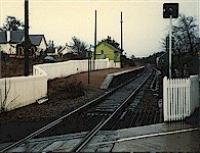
[0,0,199,57]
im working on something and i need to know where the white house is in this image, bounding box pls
[0,31,47,57]
[57,46,74,55]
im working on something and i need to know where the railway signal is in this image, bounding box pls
[166,35,175,53]
[163,3,179,18]
[163,3,179,78]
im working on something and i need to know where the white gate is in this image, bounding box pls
[163,75,199,121]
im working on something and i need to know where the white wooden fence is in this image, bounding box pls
[163,75,199,121]
[0,59,120,111]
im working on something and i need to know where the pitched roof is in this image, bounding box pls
[0,32,6,43]
[97,41,122,53]
[57,46,74,54]
[10,31,24,43]
[0,31,47,46]
[29,35,45,46]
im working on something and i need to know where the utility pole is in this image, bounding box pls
[121,11,123,52]
[198,0,200,78]
[198,0,200,38]
[120,11,123,68]
[87,45,91,85]
[0,0,2,78]
[93,10,97,70]
[0,48,1,78]
[24,0,30,76]
[94,10,97,60]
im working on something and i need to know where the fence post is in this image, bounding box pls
[163,76,168,121]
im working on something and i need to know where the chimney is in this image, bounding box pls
[6,31,11,42]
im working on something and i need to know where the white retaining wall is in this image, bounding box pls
[36,58,120,80]
[0,59,120,111]
[163,75,199,122]
[0,67,47,111]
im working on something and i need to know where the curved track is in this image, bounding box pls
[1,65,159,152]
[72,66,154,152]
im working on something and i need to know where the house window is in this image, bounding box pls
[101,50,104,54]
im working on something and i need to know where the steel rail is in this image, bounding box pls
[71,68,153,152]
[0,67,145,152]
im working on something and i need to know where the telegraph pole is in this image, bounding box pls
[198,0,200,38]
[94,10,97,60]
[88,45,91,84]
[93,10,97,70]
[121,11,123,52]
[24,0,30,76]
[120,11,123,68]
[198,0,200,78]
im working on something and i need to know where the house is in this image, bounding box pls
[57,46,74,55]
[46,47,57,56]
[93,41,121,62]
[0,31,47,57]
[57,45,78,58]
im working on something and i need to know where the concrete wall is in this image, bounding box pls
[0,59,120,111]
[163,75,199,122]
[0,67,47,111]
[36,58,120,80]
[101,66,144,89]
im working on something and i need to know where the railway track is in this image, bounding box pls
[1,65,160,152]
[72,66,155,152]
[108,68,162,130]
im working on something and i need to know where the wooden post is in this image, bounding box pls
[121,12,123,52]
[94,10,97,60]
[24,0,30,76]
[120,12,123,68]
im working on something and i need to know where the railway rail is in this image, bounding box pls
[72,66,154,152]
[1,65,160,152]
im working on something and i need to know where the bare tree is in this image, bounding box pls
[161,15,198,54]
[160,14,198,77]
[68,36,88,57]
[173,14,198,53]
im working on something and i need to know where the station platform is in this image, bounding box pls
[83,122,199,152]
[0,122,199,152]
